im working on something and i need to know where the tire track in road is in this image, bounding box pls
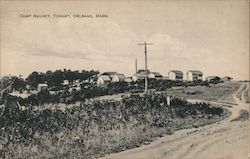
[183,123,247,159]
[241,82,249,103]
[172,127,232,159]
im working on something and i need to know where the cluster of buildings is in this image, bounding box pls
[25,70,234,90]
[25,70,234,92]
[97,72,127,85]
[9,69,233,99]
[96,69,233,85]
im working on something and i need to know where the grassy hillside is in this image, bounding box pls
[1,94,228,158]
[166,82,241,102]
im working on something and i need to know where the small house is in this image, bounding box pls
[186,70,203,81]
[124,77,133,83]
[168,70,183,80]
[63,80,70,86]
[112,73,126,82]
[37,83,48,92]
[97,75,112,85]
[101,72,117,79]
[148,72,163,80]
[132,73,145,81]
[132,69,150,82]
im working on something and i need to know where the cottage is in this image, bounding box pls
[97,75,112,85]
[63,80,70,86]
[37,83,48,91]
[124,77,133,83]
[132,73,145,81]
[186,70,203,81]
[112,73,126,82]
[132,69,150,82]
[168,70,183,80]
[101,72,117,79]
[99,72,127,83]
[148,72,163,80]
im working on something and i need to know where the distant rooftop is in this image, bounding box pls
[99,75,111,81]
[101,72,117,76]
[169,70,183,74]
[187,70,203,74]
[150,72,163,77]
[137,69,150,73]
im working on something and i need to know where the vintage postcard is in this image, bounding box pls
[0,0,249,159]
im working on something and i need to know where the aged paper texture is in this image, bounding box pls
[0,0,249,159]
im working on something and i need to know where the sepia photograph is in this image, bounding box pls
[0,0,249,158]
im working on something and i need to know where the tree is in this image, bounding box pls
[26,72,39,88]
[51,70,64,86]
[46,70,53,87]
[11,76,26,92]
[37,89,51,105]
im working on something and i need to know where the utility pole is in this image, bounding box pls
[135,58,137,73]
[138,41,153,94]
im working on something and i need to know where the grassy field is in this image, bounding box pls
[92,82,242,104]
[1,94,228,159]
[165,82,242,102]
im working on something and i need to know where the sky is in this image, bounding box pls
[0,0,249,80]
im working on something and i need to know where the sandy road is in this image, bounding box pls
[102,82,250,159]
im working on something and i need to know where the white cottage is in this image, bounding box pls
[132,69,150,82]
[97,75,112,85]
[148,72,163,80]
[101,72,117,79]
[112,73,126,82]
[37,83,48,91]
[63,80,70,86]
[124,77,133,83]
[186,70,203,81]
[168,70,183,80]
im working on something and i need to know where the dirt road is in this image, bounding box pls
[102,82,250,159]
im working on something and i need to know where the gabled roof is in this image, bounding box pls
[151,72,163,77]
[137,69,150,73]
[133,73,146,80]
[102,72,117,76]
[187,70,203,75]
[169,70,183,74]
[101,72,117,80]
[115,73,126,80]
[99,75,111,81]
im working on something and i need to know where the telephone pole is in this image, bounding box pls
[135,58,138,74]
[138,41,153,93]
